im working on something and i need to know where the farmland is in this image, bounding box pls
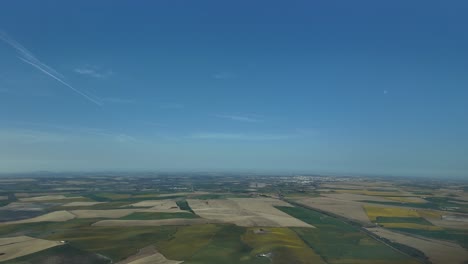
[0,173,467,263]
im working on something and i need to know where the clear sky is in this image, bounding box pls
[1,1,467,177]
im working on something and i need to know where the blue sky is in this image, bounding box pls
[1,1,467,177]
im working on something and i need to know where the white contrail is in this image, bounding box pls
[0,32,64,79]
[0,31,101,106]
[18,57,102,106]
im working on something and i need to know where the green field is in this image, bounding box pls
[176,199,195,213]
[184,225,265,264]
[45,225,178,261]
[242,227,325,264]
[277,206,420,264]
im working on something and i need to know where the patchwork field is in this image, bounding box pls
[277,206,419,264]
[1,174,466,263]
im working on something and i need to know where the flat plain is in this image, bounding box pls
[0,173,467,264]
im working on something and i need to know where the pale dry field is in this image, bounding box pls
[0,211,76,225]
[0,202,45,211]
[367,227,468,264]
[130,200,182,212]
[117,246,183,264]
[19,195,72,202]
[296,197,373,225]
[426,215,468,229]
[0,236,62,262]
[71,209,138,218]
[127,253,183,264]
[187,198,312,227]
[62,201,106,207]
[92,218,217,227]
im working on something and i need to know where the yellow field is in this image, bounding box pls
[378,223,443,230]
[364,206,420,221]
[417,210,442,219]
[383,196,426,203]
[242,227,325,263]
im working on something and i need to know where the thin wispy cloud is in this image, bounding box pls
[215,114,261,123]
[0,31,102,106]
[114,134,136,142]
[190,132,293,141]
[0,129,68,143]
[74,65,113,79]
[0,123,137,144]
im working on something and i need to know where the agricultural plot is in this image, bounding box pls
[335,190,407,197]
[383,196,427,203]
[125,252,182,264]
[0,235,62,262]
[45,225,178,262]
[1,244,111,264]
[19,195,71,202]
[70,209,137,218]
[62,201,106,207]
[277,206,420,264]
[425,215,468,229]
[130,200,182,212]
[92,218,216,227]
[367,227,468,264]
[117,246,182,264]
[188,198,312,227]
[182,224,266,264]
[363,205,444,230]
[295,197,372,225]
[242,227,325,263]
[120,212,197,220]
[156,224,221,260]
[364,206,420,221]
[0,210,75,225]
